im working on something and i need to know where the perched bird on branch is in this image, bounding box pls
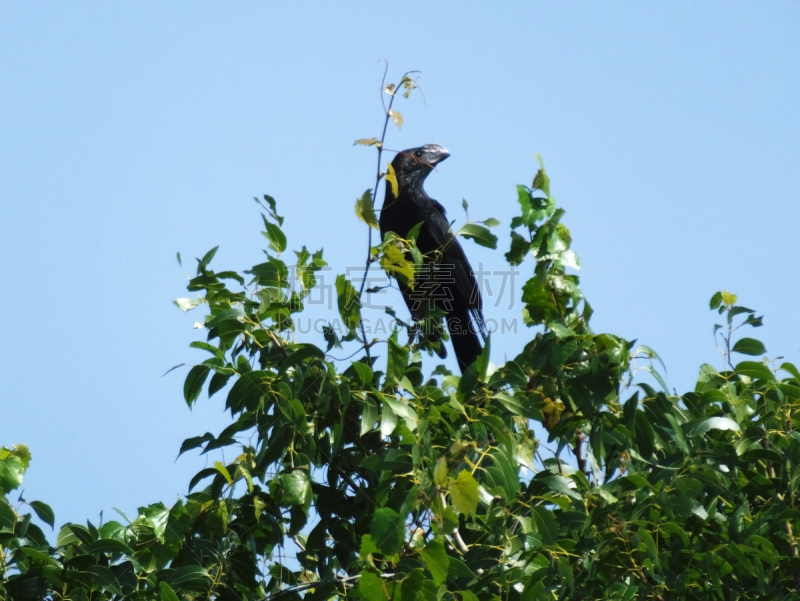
[379,144,486,372]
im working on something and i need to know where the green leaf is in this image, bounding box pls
[356,189,379,229]
[85,537,134,556]
[263,217,287,253]
[353,362,374,385]
[18,546,61,567]
[434,457,448,486]
[420,536,449,586]
[521,277,560,325]
[270,470,311,507]
[360,534,378,559]
[400,570,424,601]
[780,362,800,383]
[197,246,218,272]
[370,507,404,555]
[532,155,550,196]
[492,393,543,420]
[250,257,289,288]
[159,582,180,601]
[29,500,55,528]
[634,411,655,459]
[260,194,284,225]
[359,571,388,601]
[167,565,210,585]
[457,223,498,249]
[225,371,270,413]
[721,291,737,306]
[189,340,223,358]
[735,361,775,381]
[208,371,231,397]
[85,566,123,595]
[336,275,362,334]
[448,556,476,579]
[732,337,767,356]
[380,242,415,287]
[540,475,581,500]
[449,469,479,515]
[684,416,741,436]
[184,364,211,406]
[360,397,378,437]
[214,461,232,484]
[0,455,26,494]
[380,404,398,436]
[387,334,409,383]
[0,498,15,530]
[531,506,559,545]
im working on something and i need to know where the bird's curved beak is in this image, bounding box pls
[431,146,450,166]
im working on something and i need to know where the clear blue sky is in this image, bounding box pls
[1,1,799,528]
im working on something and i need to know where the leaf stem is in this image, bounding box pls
[357,68,420,362]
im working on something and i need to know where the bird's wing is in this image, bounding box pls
[423,203,487,340]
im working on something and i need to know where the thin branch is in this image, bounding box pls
[357,69,421,361]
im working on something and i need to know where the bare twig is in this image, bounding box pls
[356,67,421,362]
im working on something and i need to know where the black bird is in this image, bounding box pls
[379,144,486,372]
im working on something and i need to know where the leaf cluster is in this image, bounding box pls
[3,166,800,601]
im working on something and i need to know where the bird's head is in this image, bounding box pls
[391,144,450,190]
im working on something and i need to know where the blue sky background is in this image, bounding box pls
[1,1,799,529]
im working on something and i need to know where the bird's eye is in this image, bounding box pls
[414,150,423,158]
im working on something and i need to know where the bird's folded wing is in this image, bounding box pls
[424,207,487,340]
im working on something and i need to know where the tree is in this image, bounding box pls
[2,77,800,600]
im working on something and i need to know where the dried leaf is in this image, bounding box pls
[384,83,396,95]
[354,138,382,148]
[389,110,403,129]
[401,76,417,98]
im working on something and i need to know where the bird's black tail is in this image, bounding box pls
[447,308,484,372]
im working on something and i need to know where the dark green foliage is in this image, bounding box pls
[2,161,799,601]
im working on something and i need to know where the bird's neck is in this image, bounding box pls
[394,173,430,203]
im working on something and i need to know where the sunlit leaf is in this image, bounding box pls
[684,416,741,436]
[449,469,479,515]
[355,189,379,229]
[389,110,403,128]
[359,571,388,601]
[174,298,202,311]
[336,274,362,334]
[420,537,449,586]
[434,457,448,486]
[386,163,399,198]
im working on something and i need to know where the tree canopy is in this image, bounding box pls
[2,81,799,601]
